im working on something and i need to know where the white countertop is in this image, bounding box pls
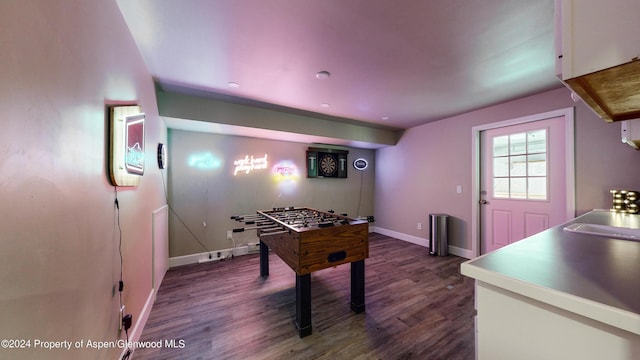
[461,210,640,335]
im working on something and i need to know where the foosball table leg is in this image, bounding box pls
[259,240,269,277]
[350,260,366,313]
[295,273,312,338]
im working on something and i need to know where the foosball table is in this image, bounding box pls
[233,207,369,337]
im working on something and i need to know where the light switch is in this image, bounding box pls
[456,185,463,194]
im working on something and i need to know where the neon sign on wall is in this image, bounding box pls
[271,160,299,195]
[188,152,222,170]
[124,115,145,175]
[272,160,299,180]
[234,154,268,176]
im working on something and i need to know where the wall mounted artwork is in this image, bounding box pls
[109,105,145,186]
[233,154,268,176]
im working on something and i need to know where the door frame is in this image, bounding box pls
[470,107,576,258]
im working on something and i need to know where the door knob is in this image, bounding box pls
[479,199,488,205]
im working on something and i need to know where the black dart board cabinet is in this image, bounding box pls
[307,147,348,178]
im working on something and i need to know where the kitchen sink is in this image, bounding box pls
[563,223,640,241]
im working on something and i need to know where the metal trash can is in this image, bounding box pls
[429,214,449,256]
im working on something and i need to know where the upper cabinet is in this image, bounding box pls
[555,0,640,122]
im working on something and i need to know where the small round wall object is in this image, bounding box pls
[157,143,167,169]
[353,158,368,171]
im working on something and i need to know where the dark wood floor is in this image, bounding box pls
[134,233,475,360]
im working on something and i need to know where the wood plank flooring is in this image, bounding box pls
[133,233,475,360]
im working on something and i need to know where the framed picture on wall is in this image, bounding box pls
[109,105,145,186]
[124,114,145,175]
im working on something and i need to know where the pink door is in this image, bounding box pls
[480,116,567,254]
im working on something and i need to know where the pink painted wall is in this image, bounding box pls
[0,1,165,359]
[375,86,640,253]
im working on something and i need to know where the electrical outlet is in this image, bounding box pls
[227,230,232,239]
[417,222,422,230]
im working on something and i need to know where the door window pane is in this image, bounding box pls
[510,133,527,155]
[510,178,527,199]
[510,155,527,176]
[494,157,509,177]
[528,177,547,200]
[493,136,509,157]
[494,178,510,198]
[528,153,546,176]
[527,129,546,153]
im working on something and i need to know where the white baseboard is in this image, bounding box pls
[169,243,261,268]
[373,226,428,247]
[119,289,154,359]
[372,226,472,259]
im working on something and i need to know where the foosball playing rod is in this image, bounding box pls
[232,217,272,226]
[268,212,345,221]
[278,218,345,227]
[275,219,322,226]
[266,210,344,218]
[269,215,332,223]
[297,221,346,228]
[231,215,266,222]
[232,224,281,232]
[235,219,273,225]
[259,226,285,233]
[267,212,321,220]
[259,230,289,237]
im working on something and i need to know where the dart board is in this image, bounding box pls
[319,153,338,176]
[306,148,348,178]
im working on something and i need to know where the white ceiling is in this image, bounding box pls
[117,0,562,133]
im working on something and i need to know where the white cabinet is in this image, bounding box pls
[555,0,640,122]
[474,282,640,360]
[557,0,640,79]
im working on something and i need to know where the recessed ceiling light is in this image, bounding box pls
[315,71,331,80]
[320,103,330,108]
[381,116,390,120]
[227,82,240,88]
